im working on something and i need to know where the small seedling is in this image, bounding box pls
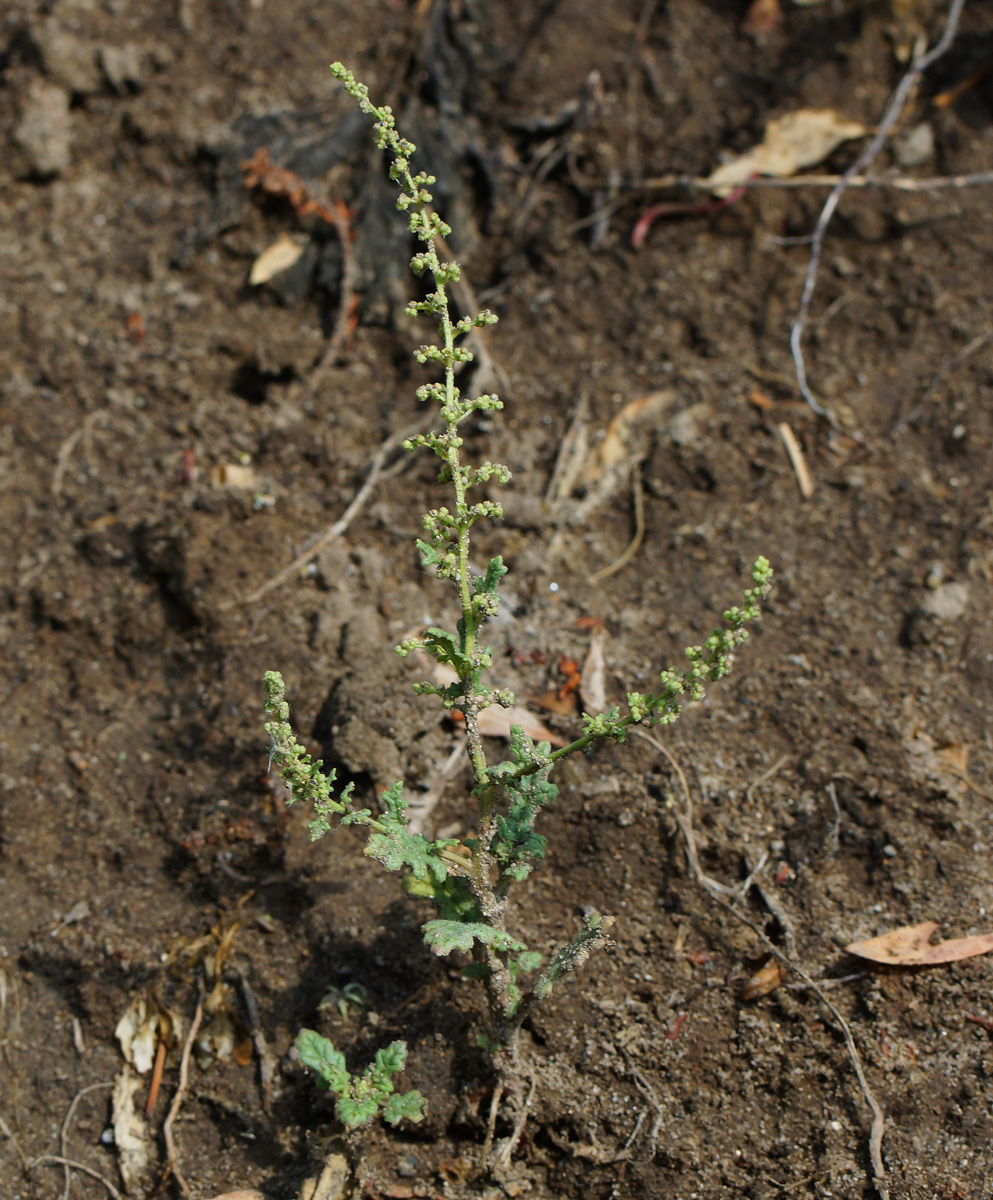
[296,1030,423,1129]
[264,63,772,1160]
[318,982,368,1020]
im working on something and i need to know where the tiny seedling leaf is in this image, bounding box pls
[383,1089,425,1125]
[373,1040,408,1078]
[296,1030,348,1092]
[337,1095,379,1129]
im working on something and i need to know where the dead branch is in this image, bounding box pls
[638,169,993,194]
[649,737,890,1200]
[225,417,428,609]
[59,1082,115,1200]
[789,0,967,417]
[589,466,646,583]
[32,1156,122,1200]
[232,966,278,1114]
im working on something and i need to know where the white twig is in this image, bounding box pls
[225,417,427,609]
[59,1082,115,1200]
[32,1156,122,1200]
[660,744,890,1199]
[790,0,967,416]
[777,423,815,499]
[639,169,993,193]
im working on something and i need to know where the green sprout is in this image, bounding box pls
[318,982,368,1021]
[296,1030,423,1129]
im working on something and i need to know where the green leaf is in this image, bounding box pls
[474,556,508,596]
[296,1030,348,1092]
[383,1090,425,1125]
[422,920,527,956]
[337,1095,379,1129]
[373,1040,408,1079]
[363,782,453,883]
[415,538,442,567]
[421,627,471,675]
[514,950,543,975]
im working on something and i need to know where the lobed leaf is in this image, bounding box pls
[422,920,527,957]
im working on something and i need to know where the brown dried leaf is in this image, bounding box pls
[741,0,781,35]
[846,921,993,966]
[934,742,969,774]
[580,627,607,716]
[248,232,307,285]
[533,688,578,716]
[112,1066,151,1192]
[705,109,868,194]
[477,704,567,747]
[115,995,183,1073]
[741,959,782,1000]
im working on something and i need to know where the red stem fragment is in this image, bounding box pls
[631,182,748,249]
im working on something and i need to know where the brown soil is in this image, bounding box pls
[2,2,993,1198]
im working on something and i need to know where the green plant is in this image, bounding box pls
[296,1029,423,1129]
[318,981,368,1020]
[264,62,772,1150]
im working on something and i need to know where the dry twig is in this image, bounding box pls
[32,1155,123,1200]
[789,0,967,416]
[232,966,278,1114]
[162,987,205,1199]
[59,1082,115,1200]
[651,739,890,1200]
[776,422,815,499]
[225,418,427,609]
[744,753,792,806]
[589,466,646,583]
[639,168,993,194]
[52,410,104,500]
[890,329,993,434]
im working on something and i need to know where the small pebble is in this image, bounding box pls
[395,1154,419,1178]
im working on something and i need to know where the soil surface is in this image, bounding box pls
[2,2,993,1198]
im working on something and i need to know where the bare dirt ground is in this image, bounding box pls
[2,1,993,1198]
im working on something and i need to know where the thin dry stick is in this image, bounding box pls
[33,1156,123,1200]
[632,730,737,896]
[60,1082,115,1200]
[777,423,815,499]
[827,781,843,855]
[790,0,967,417]
[232,966,278,1114]
[226,418,427,608]
[653,741,889,1200]
[482,1080,504,1166]
[891,328,993,434]
[162,988,205,1199]
[639,169,993,193]
[744,753,791,806]
[300,213,360,401]
[0,1112,29,1171]
[52,410,104,499]
[626,1061,665,1160]
[589,466,646,583]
